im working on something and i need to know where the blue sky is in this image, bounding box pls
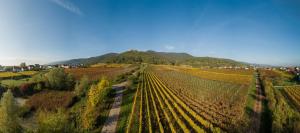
[0,0,299,66]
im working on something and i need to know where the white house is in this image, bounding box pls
[12,66,22,72]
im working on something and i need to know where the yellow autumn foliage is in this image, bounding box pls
[87,79,109,107]
[82,78,110,130]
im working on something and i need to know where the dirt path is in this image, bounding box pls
[101,82,127,133]
[252,73,264,133]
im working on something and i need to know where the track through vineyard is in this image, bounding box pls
[101,82,126,133]
[251,73,264,133]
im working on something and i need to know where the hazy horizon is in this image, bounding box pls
[0,0,300,66]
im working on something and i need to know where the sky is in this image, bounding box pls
[0,0,299,66]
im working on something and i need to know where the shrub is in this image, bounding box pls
[26,91,75,111]
[19,83,35,96]
[36,109,75,133]
[0,89,21,133]
[81,106,99,130]
[45,68,75,90]
[75,75,89,97]
[82,78,110,130]
[0,85,5,97]
[87,79,109,107]
[33,82,43,92]
[9,87,22,97]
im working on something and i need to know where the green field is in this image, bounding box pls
[0,71,38,78]
[0,78,31,87]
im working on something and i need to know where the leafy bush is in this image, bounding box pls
[0,89,21,133]
[0,85,5,97]
[19,83,35,96]
[36,109,75,133]
[45,68,75,90]
[9,86,22,97]
[26,91,75,111]
[87,79,109,107]
[82,78,110,130]
[75,75,89,97]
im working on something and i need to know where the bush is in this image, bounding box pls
[36,109,75,133]
[9,87,22,97]
[26,91,75,111]
[82,78,110,130]
[87,79,109,107]
[75,75,89,97]
[31,73,45,83]
[45,68,75,90]
[0,89,21,133]
[19,83,35,96]
[0,85,5,97]
[34,82,43,92]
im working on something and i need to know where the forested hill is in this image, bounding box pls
[52,50,247,67]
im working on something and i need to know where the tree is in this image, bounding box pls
[82,78,110,130]
[0,89,21,133]
[75,75,89,97]
[20,62,26,68]
[45,68,74,90]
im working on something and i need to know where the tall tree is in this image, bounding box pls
[0,89,21,133]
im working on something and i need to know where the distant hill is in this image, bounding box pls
[52,50,247,67]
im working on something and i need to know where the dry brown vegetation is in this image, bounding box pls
[26,90,75,111]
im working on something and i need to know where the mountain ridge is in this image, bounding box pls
[51,50,248,67]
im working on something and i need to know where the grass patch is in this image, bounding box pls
[91,87,116,132]
[0,71,38,79]
[116,87,137,132]
[1,78,31,87]
[245,74,257,116]
[260,95,272,133]
[0,72,22,78]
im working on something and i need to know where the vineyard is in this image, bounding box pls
[158,65,253,85]
[202,68,254,76]
[151,66,252,130]
[125,65,255,132]
[283,86,300,110]
[65,65,136,81]
[259,69,300,132]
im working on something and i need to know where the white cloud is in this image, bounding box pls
[164,45,175,51]
[51,0,83,16]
